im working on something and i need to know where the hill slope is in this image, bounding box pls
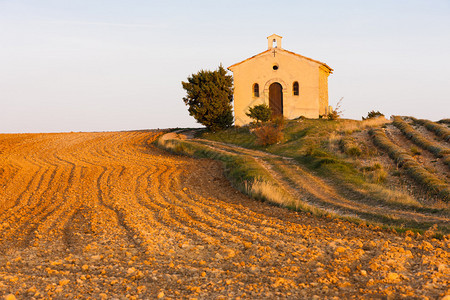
[0,130,449,299]
[161,117,449,233]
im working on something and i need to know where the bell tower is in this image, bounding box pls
[267,34,283,50]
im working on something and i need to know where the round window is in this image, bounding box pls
[273,65,279,70]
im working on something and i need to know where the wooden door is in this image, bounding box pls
[269,82,283,117]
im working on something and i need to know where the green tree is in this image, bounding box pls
[182,65,233,131]
[246,104,272,123]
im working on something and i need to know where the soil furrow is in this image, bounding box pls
[0,131,448,299]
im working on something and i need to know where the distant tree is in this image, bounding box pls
[182,65,233,131]
[246,104,272,123]
[363,110,385,120]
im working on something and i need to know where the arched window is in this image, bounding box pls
[293,81,299,96]
[253,83,259,97]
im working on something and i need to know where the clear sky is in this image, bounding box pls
[1,0,449,133]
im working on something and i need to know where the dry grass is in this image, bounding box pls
[338,116,390,133]
[327,132,341,153]
[365,168,388,184]
[366,185,422,207]
[246,180,290,206]
[246,180,326,216]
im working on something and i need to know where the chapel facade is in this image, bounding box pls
[228,34,333,125]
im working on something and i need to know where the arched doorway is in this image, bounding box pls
[269,82,283,117]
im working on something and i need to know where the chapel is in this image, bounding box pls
[228,34,333,125]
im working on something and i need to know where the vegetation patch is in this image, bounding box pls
[369,128,449,201]
[202,118,434,209]
[338,137,362,157]
[412,117,450,142]
[392,116,450,166]
[177,118,449,233]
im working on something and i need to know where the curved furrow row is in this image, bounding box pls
[134,163,211,246]
[166,153,327,243]
[139,163,223,247]
[33,159,85,241]
[0,163,21,209]
[0,138,56,213]
[174,166,319,239]
[100,161,163,252]
[0,163,44,219]
[2,153,75,248]
[60,143,138,247]
[154,165,261,245]
[166,169,311,249]
[138,164,224,247]
[68,137,137,242]
[0,163,62,243]
[145,161,317,254]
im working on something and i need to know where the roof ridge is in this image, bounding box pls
[228,48,333,73]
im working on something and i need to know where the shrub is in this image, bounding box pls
[339,138,362,157]
[363,110,384,120]
[182,65,233,132]
[246,104,272,123]
[327,97,343,120]
[327,110,339,120]
[253,124,283,146]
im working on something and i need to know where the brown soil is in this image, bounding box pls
[0,131,449,299]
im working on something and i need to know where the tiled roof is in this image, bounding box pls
[228,48,333,73]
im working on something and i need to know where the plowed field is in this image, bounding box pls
[0,131,448,299]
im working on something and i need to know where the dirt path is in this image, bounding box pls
[0,131,448,299]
